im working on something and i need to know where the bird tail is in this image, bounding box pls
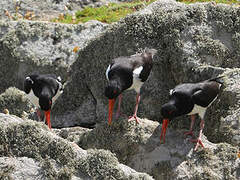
[208,75,225,84]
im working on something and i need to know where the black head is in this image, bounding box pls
[161,102,177,120]
[24,77,34,94]
[39,96,52,111]
[104,81,122,99]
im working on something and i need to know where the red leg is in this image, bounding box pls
[184,115,195,137]
[190,119,205,151]
[128,93,141,124]
[36,108,42,121]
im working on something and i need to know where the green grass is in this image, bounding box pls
[177,0,240,4]
[52,0,240,24]
[52,0,155,24]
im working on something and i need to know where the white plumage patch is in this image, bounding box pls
[26,76,34,84]
[188,104,206,120]
[128,66,144,93]
[52,80,63,106]
[133,66,143,78]
[169,89,174,96]
[57,76,61,82]
[105,65,111,81]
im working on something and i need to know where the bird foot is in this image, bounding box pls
[184,131,194,137]
[128,115,140,124]
[189,138,204,151]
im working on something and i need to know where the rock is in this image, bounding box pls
[173,143,240,180]
[52,0,240,144]
[0,19,107,127]
[0,0,239,143]
[54,126,92,143]
[203,69,240,146]
[56,117,240,179]
[0,0,239,145]
[0,113,153,179]
[0,87,33,119]
[0,19,108,93]
[0,157,46,179]
[0,0,114,21]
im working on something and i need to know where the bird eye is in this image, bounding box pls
[49,100,52,105]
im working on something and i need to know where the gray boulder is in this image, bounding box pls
[0,0,239,147]
[0,19,107,89]
[0,0,113,21]
[0,0,239,145]
[0,19,107,127]
[0,87,33,118]
[53,0,240,145]
[0,113,153,179]
[55,117,240,179]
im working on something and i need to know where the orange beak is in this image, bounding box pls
[108,99,115,125]
[160,119,169,143]
[44,110,51,129]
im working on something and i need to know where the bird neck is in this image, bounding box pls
[109,77,123,92]
[40,86,53,99]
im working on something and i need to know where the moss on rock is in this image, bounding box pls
[0,87,33,118]
[79,149,125,179]
[0,113,153,179]
[78,118,159,164]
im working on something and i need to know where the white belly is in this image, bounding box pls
[188,104,206,119]
[26,90,39,107]
[127,77,144,93]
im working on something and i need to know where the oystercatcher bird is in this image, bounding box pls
[105,48,157,125]
[160,76,224,151]
[24,74,63,129]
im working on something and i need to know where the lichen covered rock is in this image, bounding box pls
[0,1,240,179]
[56,117,240,180]
[0,87,33,118]
[0,113,153,179]
[0,0,112,21]
[55,0,240,145]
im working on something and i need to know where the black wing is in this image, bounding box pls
[38,76,60,97]
[192,82,220,107]
[138,49,156,82]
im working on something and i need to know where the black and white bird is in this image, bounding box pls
[105,48,157,125]
[24,74,63,129]
[160,76,223,151]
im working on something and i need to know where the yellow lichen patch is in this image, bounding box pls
[73,46,80,53]
[3,109,9,115]
[59,13,64,21]
[4,10,12,19]
[24,11,35,20]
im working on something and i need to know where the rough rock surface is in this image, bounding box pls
[0,0,239,144]
[55,117,240,179]
[0,0,240,179]
[0,19,107,127]
[0,113,153,179]
[0,0,239,141]
[0,87,33,118]
[53,0,240,145]
[0,0,118,21]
